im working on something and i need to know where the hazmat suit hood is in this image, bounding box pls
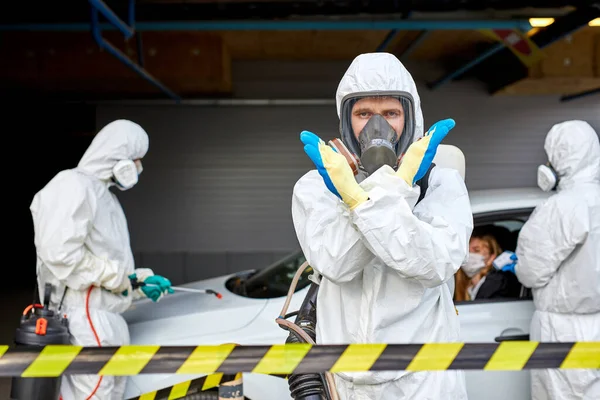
[544,120,600,191]
[335,52,425,164]
[77,119,149,181]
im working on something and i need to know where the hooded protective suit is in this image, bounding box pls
[515,120,600,400]
[292,53,472,399]
[30,119,155,400]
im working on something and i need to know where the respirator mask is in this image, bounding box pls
[338,91,416,177]
[461,253,486,278]
[113,159,143,191]
[537,162,558,192]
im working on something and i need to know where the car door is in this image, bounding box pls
[457,208,535,400]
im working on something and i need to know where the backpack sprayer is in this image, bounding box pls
[276,262,338,400]
[11,283,69,400]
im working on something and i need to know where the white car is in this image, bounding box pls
[123,187,551,400]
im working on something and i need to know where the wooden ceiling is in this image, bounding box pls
[498,27,600,95]
[0,25,597,98]
[217,29,496,61]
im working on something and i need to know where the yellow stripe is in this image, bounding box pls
[561,342,600,369]
[253,344,312,375]
[330,344,386,372]
[0,345,8,358]
[202,373,223,390]
[21,345,82,377]
[139,391,157,400]
[177,344,235,374]
[99,345,160,376]
[484,341,538,370]
[407,343,464,371]
[168,380,191,399]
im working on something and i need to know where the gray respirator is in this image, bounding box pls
[339,92,416,178]
[357,114,400,175]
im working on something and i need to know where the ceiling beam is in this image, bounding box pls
[376,30,399,52]
[479,2,600,94]
[398,31,430,59]
[428,3,600,92]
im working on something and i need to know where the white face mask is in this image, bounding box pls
[537,164,557,192]
[113,159,140,191]
[462,252,486,278]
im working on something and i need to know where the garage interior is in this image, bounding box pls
[0,1,599,395]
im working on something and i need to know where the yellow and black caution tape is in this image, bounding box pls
[127,372,245,400]
[0,342,598,378]
[128,373,288,400]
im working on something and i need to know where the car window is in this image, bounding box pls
[454,208,535,305]
[231,251,313,299]
[493,219,525,232]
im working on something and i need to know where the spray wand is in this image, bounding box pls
[131,278,223,299]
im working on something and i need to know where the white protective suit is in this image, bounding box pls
[30,119,155,400]
[515,120,600,400]
[292,53,473,400]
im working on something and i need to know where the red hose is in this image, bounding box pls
[22,304,43,316]
[85,286,103,400]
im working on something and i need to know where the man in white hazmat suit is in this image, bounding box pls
[30,119,173,399]
[515,120,600,400]
[292,52,472,399]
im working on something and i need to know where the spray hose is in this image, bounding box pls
[275,261,339,400]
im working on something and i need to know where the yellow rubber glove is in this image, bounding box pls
[301,131,369,210]
[396,119,455,186]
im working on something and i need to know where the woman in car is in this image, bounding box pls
[454,232,521,301]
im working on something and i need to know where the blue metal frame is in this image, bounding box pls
[376,30,398,52]
[89,0,180,102]
[89,0,134,39]
[398,31,429,59]
[427,43,505,89]
[0,19,533,32]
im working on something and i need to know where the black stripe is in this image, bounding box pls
[371,344,423,371]
[217,346,270,374]
[524,342,574,369]
[154,385,174,399]
[63,347,118,374]
[449,343,499,370]
[139,346,195,374]
[292,345,347,375]
[187,376,212,394]
[221,374,239,383]
[0,347,41,376]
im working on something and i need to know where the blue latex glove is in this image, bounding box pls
[397,119,455,186]
[128,273,174,302]
[493,251,518,275]
[300,130,369,210]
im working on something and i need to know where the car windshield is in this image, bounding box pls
[228,251,314,298]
